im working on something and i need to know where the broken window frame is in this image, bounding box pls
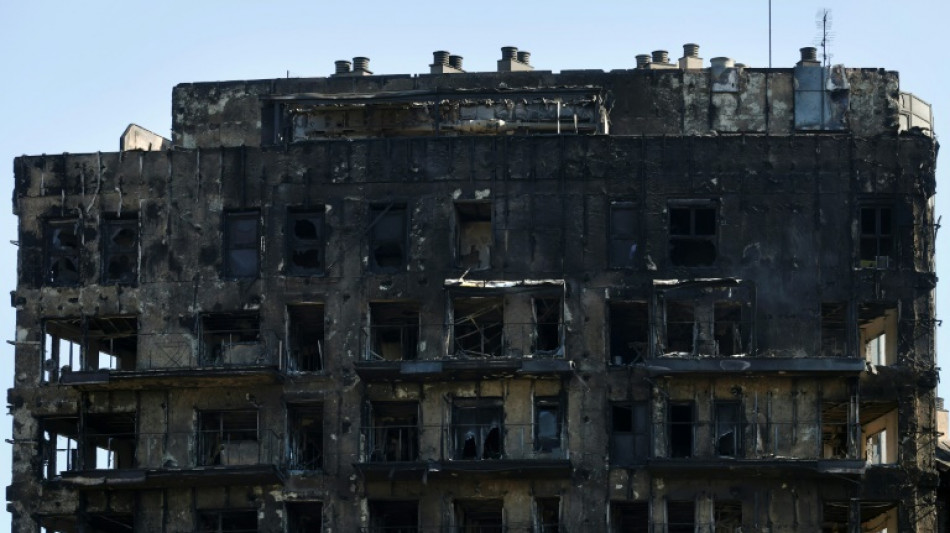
[44,218,82,286]
[196,410,259,466]
[714,401,744,458]
[39,417,80,479]
[368,203,408,273]
[198,312,262,367]
[667,500,697,533]
[83,412,137,471]
[286,303,325,372]
[368,500,419,533]
[223,210,260,279]
[532,297,563,357]
[859,204,895,269]
[101,215,138,285]
[452,398,504,460]
[535,497,560,533]
[367,301,420,361]
[608,301,649,365]
[608,201,639,269]
[668,402,695,459]
[451,295,505,358]
[610,501,649,533]
[820,302,849,358]
[455,201,492,271]
[286,501,323,533]
[714,500,743,532]
[534,397,562,454]
[610,402,650,465]
[454,499,504,532]
[196,509,258,533]
[655,280,753,357]
[286,207,326,276]
[859,302,898,366]
[668,200,718,267]
[365,402,419,463]
[287,403,324,471]
[43,316,139,377]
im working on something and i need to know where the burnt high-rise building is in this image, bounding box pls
[8,45,939,532]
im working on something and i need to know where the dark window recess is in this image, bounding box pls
[369,501,418,533]
[84,412,136,470]
[821,303,848,357]
[455,500,503,533]
[666,301,695,354]
[453,297,504,358]
[456,202,492,270]
[197,410,258,466]
[611,501,649,533]
[669,205,717,266]
[369,302,419,361]
[87,513,134,533]
[367,402,418,462]
[224,211,259,278]
[533,298,562,355]
[45,219,81,286]
[821,402,855,460]
[288,404,323,470]
[535,398,562,454]
[537,498,560,533]
[822,502,849,533]
[715,402,744,457]
[453,399,503,460]
[667,500,696,533]
[609,301,649,365]
[714,302,745,355]
[287,304,324,371]
[611,403,650,464]
[287,209,325,276]
[39,417,79,479]
[44,316,138,376]
[609,202,638,268]
[369,204,407,272]
[102,217,138,284]
[196,510,257,533]
[199,313,261,366]
[860,206,893,267]
[286,502,322,533]
[669,403,694,458]
[714,500,743,533]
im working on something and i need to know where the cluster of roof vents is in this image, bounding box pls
[332,44,831,77]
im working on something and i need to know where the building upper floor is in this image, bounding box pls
[170,45,933,149]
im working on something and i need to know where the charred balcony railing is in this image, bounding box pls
[650,420,864,461]
[359,323,565,362]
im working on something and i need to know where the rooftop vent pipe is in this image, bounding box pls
[433,50,450,65]
[449,55,464,70]
[517,51,531,65]
[678,43,703,69]
[353,57,371,72]
[498,46,533,72]
[635,54,651,68]
[431,50,464,74]
[652,50,669,64]
[501,46,518,60]
[334,60,352,74]
[683,43,700,57]
[797,46,820,67]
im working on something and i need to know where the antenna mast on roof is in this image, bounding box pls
[816,8,834,67]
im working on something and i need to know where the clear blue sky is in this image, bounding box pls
[0,2,946,530]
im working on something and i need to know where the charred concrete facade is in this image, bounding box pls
[8,45,939,532]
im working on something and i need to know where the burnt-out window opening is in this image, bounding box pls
[199,312,261,366]
[38,515,78,533]
[715,402,744,457]
[456,202,492,271]
[287,304,324,371]
[860,206,893,268]
[101,217,138,284]
[288,404,323,470]
[40,417,79,479]
[609,201,638,268]
[859,502,898,533]
[44,316,138,376]
[84,412,136,470]
[367,402,418,462]
[369,204,407,272]
[45,219,81,286]
[669,403,694,458]
[224,211,260,279]
[610,501,649,533]
[455,500,503,533]
[714,500,742,532]
[822,401,858,460]
[286,502,322,533]
[453,296,504,358]
[368,302,419,361]
[821,303,848,357]
[453,398,503,460]
[866,429,886,465]
[665,301,695,354]
[86,513,134,533]
[610,403,650,465]
[286,208,325,276]
[821,501,850,532]
[667,500,696,533]
[609,301,649,365]
[669,203,717,266]
[369,500,419,532]
[861,404,898,464]
[197,410,258,466]
[534,398,562,454]
[859,303,898,366]
[533,298,562,356]
[536,497,560,533]
[197,510,257,533]
[714,302,746,355]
